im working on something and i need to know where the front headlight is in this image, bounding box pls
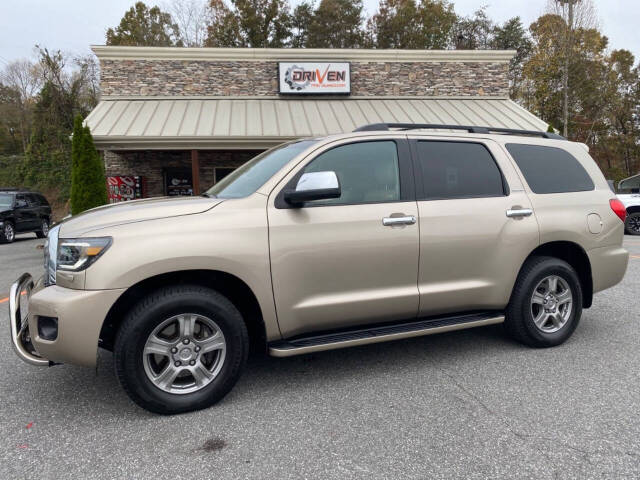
[44,225,60,286]
[57,237,112,272]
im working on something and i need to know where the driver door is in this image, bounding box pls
[268,138,420,338]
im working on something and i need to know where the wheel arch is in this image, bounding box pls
[626,205,640,215]
[100,269,267,354]
[520,241,593,308]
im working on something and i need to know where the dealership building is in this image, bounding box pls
[86,46,549,199]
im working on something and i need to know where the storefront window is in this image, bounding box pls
[205,140,318,199]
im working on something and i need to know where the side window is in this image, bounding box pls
[37,194,48,206]
[15,194,26,206]
[25,194,38,206]
[302,141,400,205]
[416,141,506,200]
[505,144,594,194]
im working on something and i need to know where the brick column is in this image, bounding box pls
[191,150,200,195]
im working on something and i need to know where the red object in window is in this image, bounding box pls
[609,198,627,222]
[106,176,145,203]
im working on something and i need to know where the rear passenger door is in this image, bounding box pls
[13,194,37,232]
[409,137,539,317]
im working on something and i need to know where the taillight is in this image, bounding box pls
[609,198,627,222]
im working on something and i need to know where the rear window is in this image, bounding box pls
[416,141,506,200]
[506,144,594,194]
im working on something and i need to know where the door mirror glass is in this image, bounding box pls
[284,171,341,205]
[15,199,27,208]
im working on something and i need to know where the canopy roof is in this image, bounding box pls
[85,96,549,150]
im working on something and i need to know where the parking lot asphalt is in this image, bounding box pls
[0,237,639,479]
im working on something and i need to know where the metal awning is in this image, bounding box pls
[85,96,549,150]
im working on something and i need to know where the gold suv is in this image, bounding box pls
[9,124,629,414]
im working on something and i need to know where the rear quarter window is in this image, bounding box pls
[505,143,594,194]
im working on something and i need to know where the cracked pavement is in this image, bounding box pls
[0,234,639,479]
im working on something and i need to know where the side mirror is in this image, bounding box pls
[284,171,341,206]
[15,200,27,208]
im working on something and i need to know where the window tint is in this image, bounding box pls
[0,194,13,208]
[303,141,400,205]
[506,144,594,194]
[416,141,505,200]
[25,194,38,206]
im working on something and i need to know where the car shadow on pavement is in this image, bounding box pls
[40,323,526,416]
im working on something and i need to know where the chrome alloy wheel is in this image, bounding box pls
[629,215,640,234]
[530,275,573,333]
[4,223,15,242]
[142,313,226,394]
[41,220,49,237]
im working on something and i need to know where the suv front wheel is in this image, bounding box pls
[505,256,583,348]
[114,285,249,414]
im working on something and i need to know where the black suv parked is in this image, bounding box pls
[0,189,51,243]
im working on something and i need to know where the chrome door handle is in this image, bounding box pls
[382,215,416,226]
[506,208,533,218]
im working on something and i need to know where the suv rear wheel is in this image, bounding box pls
[505,256,583,348]
[36,218,49,238]
[1,222,15,243]
[114,285,249,414]
[625,212,640,235]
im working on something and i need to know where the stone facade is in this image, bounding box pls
[104,150,261,197]
[99,59,509,97]
[98,48,513,198]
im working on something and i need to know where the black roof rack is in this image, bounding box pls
[353,123,565,140]
[0,187,21,192]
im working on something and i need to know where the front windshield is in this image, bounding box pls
[0,194,13,208]
[205,140,319,199]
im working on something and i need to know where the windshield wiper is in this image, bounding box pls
[201,192,216,198]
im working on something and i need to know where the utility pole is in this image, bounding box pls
[559,0,576,138]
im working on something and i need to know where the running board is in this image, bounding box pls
[269,311,504,357]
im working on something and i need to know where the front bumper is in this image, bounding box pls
[9,273,48,365]
[8,273,125,367]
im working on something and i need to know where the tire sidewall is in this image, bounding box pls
[116,288,248,414]
[516,260,583,346]
[40,218,49,237]
[625,212,640,236]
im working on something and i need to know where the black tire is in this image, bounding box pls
[0,221,15,243]
[505,256,583,348]
[114,285,249,415]
[625,212,640,236]
[36,218,49,238]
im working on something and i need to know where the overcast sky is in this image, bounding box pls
[0,0,638,67]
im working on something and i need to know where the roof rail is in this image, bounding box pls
[0,187,21,191]
[353,123,565,140]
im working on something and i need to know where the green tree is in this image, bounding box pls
[491,17,532,98]
[106,2,183,46]
[598,49,640,177]
[521,14,609,138]
[0,84,24,155]
[368,0,456,49]
[453,7,493,49]
[70,116,107,215]
[290,1,314,48]
[2,48,100,211]
[206,0,243,46]
[21,81,73,199]
[307,0,365,48]
[206,0,291,47]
